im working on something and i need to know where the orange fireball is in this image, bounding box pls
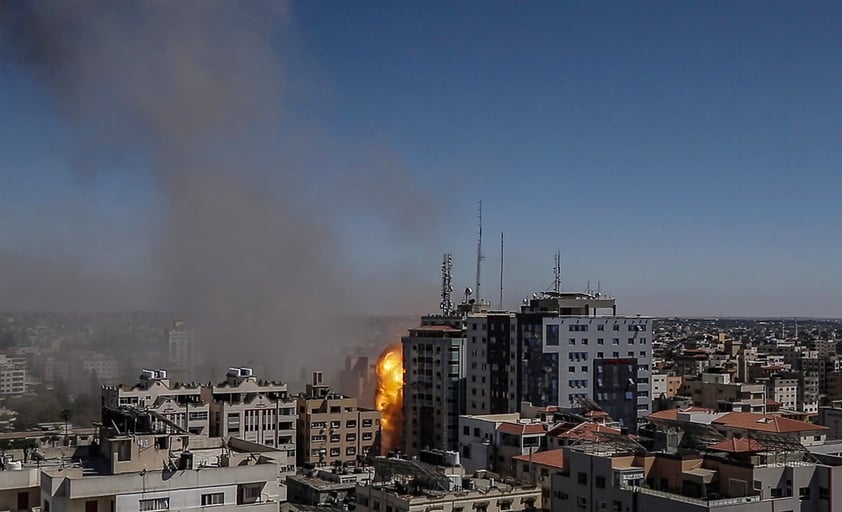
[375,344,403,453]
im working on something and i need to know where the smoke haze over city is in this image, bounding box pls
[1,0,841,370]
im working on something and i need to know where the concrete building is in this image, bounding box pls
[511,448,564,511]
[166,321,195,381]
[296,371,381,468]
[42,408,286,512]
[104,367,298,470]
[763,375,799,411]
[102,369,210,435]
[461,292,653,431]
[465,312,517,414]
[211,367,297,469]
[354,456,541,512]
[551,428,842,512]
[458,413,520,473]
[286,468,374,507]
[680,373,767,414]
[818,401,842,439]
[402,317,466,456]
[0,354,27,396]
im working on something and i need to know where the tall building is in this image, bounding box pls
[166,320,195,381]
[296,371,381,468]
[402,315,466,455]
[464,292,653,431]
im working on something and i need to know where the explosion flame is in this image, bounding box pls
[375,344,403,453]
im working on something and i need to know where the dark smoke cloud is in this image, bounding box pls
[0,1,441,380]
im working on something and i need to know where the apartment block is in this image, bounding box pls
[296,371,380,468]
[0,354,26,396]
[402,318,466,456]
[42,408,285,512]
[680,372,767,414]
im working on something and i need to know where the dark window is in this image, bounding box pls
[596,475,606,489]
[577,472,588,485]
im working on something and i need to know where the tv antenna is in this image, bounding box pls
[440,253,454,315]
[498,232,504,310]
[475,201,484,303]
[553,250,561,293]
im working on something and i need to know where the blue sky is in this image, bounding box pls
[1,1,841,316]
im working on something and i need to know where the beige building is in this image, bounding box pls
[680,372,766,413]
[102,369,211,435]
[0,354,27,396]
[297,371,380,468]
[41,411,286,512]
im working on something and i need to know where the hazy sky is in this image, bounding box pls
[1,1,840,318]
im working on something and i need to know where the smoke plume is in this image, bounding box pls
[0,1,439,380]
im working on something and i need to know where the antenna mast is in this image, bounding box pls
[499,232,504,310]
[475,201,484,304]
[440,253,454,315]
[552,250,561,293]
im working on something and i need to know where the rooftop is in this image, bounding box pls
[712,413,829,433]
[512,448,565,469]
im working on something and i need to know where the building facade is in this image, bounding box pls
[296,371,381,468]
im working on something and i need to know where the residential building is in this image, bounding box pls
[818,401,842,439]
[42,408,286,512]
[211,367,297,468]
[458,413,520,473]
[680,372,767,414]
[0,354,26,396]
[402,316,466,455]
[296,371,381,468]
[354,455,541,512]
[102,369,211,435]
[166,320,195,381]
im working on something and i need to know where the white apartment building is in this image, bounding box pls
[457,413,520,473]
[0,354,27,395]
[41,424,285,512]
[542,316,654,430]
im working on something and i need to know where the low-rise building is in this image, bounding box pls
[296,372,380,468]
[355,456,540,512]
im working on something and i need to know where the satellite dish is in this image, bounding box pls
[465,287,473,296]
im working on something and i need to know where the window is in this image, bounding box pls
[201,493,224,506]
[595,476,606,489]
[597,324,605,331]
[577,472,588,485]
[613,324,620,331]
[820,487,829,500]
[612,338,619,345]
[569,338,576,346]
[139,499,169,512]
[346,446,357,456]
[463,426,470,435]
[569,366,576,373]
[597,338,604,345]
[577,496,587,509]
[85,501,97,512]
[546,325,559,346]
[799,487,810,499]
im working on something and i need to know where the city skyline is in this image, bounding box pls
[1,1,840,318]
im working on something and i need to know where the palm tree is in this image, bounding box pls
[60,409,71,446]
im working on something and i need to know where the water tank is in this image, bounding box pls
[8,460,22,471]
[227,367,240,377]
[444,451,461,467]
[156,370,168,379]
[240,368,254,377]
[141,369,156,380]
[179,451,194,470]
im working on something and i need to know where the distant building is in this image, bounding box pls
[167,320,195,381]
[0,353,26,395]
[296,371,381,468]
